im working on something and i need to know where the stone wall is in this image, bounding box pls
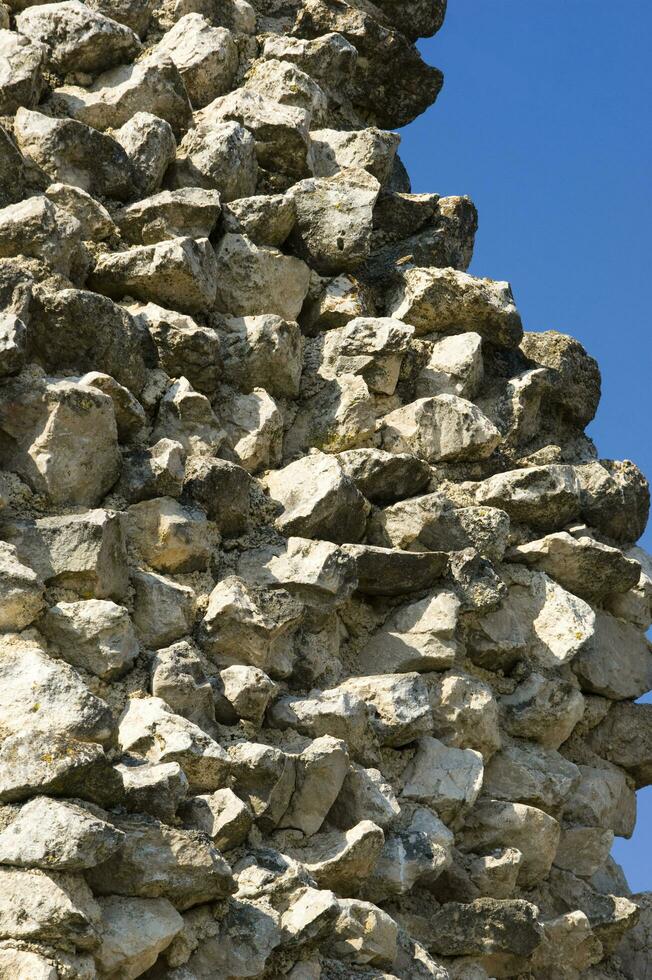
[0,0,650,976]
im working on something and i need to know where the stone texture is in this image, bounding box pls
[0,1,647,974]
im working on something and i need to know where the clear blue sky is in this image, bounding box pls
[399,0,652,892]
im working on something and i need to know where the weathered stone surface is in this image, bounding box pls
[2,509,129,600]
[90,237,218,315]
[481,738,579,814]
[337,447,431,503]
[0,195,85,277]
[401,736,483,825]
[45,182,117,242]
[0,796,124,870]
[85,814,234,909]
[0,29,46,115]
[0,540,44,630]
[51,53,192,136]
[475,464,582,531]
[0,733,119,805]
[180,788,252,851]
[284,821,385,895]
[152,639,215,729]
[221,192,295,245]
[154,14,237,108]
[342,543,448,596]
[95,895,183,979]
[199,576,302,678]
[0,867,101,948]
[573,609,652,700]
[265,451,369,544]
[430,670,502,761]
[28,287,148,395]
[118,696,229,792]
[16,1,141,75]
[132,567,196,648]
[117,759,188,824]
[42,598,138,679]
[15,108,135,200]
[288,168,380,275]
[213,233,311,320]
[459,800,560,887]
[130,301,221,395]
[0,363,104,483]
[114,110,176,196]
[381,395,501,463]
[358,589,458,673]
[0,635,114,744]
[584,701,652,788]
[126,496,210,573]
[218,313,303,398]
[167,119,258,202]
[116,187,221,245]
[385,266,522,346]
[368,492,510,561]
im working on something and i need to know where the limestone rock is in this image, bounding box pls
[369,492,510,562]
[0,733,119,805]
[116,187,221,245]
[221,192,295,246]
[0,796,124,870]
[244,58,328,125]
[151,640,215,730]
[118,696,229,793]
[28,287,148,395]
[228,741,295,831]
[0,311,26,377]
[385,266,522,347]
[476,464,582,531]
[153,377,224,457]
[358,590,458,673]
[15,1,141,75]
[132,568,195,649]
[114,110,177,196]
[45,182,117,241]
[265,451,369,544]
[0,636,114,744]
[500,671,585,749]
[481,739,579,815]
[285,821,385,895]
[459,800,560,887]
[154,14,237,109]
[310,127,399,184]
[199,576,302,679]
[51,53,192,136]
[576,458,650,544]
[126,497,210,573]
[90,237,218,315]
[429,898,543,957]
[0,29,46,115]
[430,670,502,761]
[86,814,234,910]
[218,313,303,398]
[220,386,283,474]
[219,664,276,725]
[198,88,312,179]
[180,788,252,851]
[339,673,432,747]
[328,763,400,831]
[0,540,44,631]
[168,119,258,202]
[0,867,101,948]
[0,195,85,277]
[342,543,448,596]
[416,331,484,400]
[2,509,129,600]
[288,168,380,275]
[572,609,652,700]
[381,395,501,463]
[401,736,483,825]
[117,759,188,824]
[337,447,431,503]
[213,233,311,320]
[95,895,183,979]
[584,701,652,788]
[182,457,251,535]
[42,599,138,679]
[15,108,135,200]
[510,530,640,602]
[131,301,221,395]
